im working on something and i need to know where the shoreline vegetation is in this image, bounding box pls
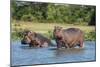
[11,1,96,41]
[11,20,95,41]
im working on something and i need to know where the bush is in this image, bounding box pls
[12,30,24,40]
[85,31,96,41]
[43,30,54,39]
[12,1,95,25]
[21,14,36,21]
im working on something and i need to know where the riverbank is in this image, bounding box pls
[11,20,96,41]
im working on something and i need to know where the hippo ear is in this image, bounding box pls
[27,31,32,36]
[29,32,37,37]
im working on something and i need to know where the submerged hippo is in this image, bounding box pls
[29,36,48,47]
[53,26,84,48]
[21,30,53,47]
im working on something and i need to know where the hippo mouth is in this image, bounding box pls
[56,36,63,40]
[21,40,30,45]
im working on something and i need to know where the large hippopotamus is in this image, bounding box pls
[53,26,84,48]
[21,30,53,47]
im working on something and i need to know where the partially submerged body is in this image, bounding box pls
[21,30,53,47]
[53,26,84,49]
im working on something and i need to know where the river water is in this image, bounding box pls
[11,41,96,66]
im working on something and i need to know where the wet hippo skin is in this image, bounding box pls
[53,26,84,48]
[21,30,54,47]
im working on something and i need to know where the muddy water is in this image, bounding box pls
[11,41,96,66]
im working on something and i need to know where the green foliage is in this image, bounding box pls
[21,14,36,21]
[12,31,23,40]
[11,1,96,25]
[85,31,96,41]
[44,30,54,39]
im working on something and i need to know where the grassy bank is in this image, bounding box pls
[11,20,95,41]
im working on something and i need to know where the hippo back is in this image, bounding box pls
[35,33,54,46]
[63,28,84,44]
[65,28,83,37]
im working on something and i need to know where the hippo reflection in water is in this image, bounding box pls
[53,26,84,49]
[21,30,53,47]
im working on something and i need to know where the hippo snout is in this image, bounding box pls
[21,40,30,44]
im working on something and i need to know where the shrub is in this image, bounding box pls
[44,30,54,39]
[85,31,96,41]
[21,14,36,21]
[12,30,24,40]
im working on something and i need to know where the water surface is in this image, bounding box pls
[11,41,96,66]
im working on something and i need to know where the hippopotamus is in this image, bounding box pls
[53,26,84,49]
[21,30,53,47]
[29,37,48,47]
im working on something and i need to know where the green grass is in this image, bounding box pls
[11,20,96,41]
[12,21,95,33]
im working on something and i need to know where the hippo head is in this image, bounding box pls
[53,26,63,40]
[21,30,37,45]
[29,38,41,47]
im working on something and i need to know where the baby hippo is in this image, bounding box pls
[21,30,53,47]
